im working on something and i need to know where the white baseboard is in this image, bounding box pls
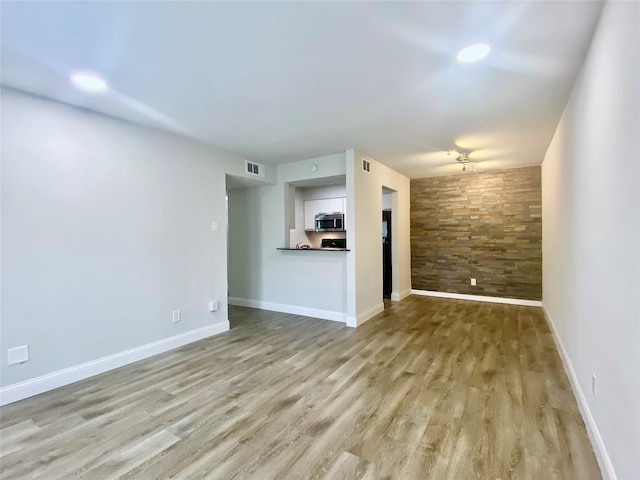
[0,322,229,407]
[346,302,384,328]
[411,289,542,307]
[228,297,347,323]
[391,288,412,302]
[542,305,615,480]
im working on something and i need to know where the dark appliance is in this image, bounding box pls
[315,213,345,232]
[321,238,347,249]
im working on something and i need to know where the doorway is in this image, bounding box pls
[382,209,392,299]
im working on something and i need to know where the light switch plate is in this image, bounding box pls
[8,345,29,365]
[211,221,219,232]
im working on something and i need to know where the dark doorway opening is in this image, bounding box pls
[382,209,392,299]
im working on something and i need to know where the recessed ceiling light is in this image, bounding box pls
[70,72,108,93]
[456,43,491,64]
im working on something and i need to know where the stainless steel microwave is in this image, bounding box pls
[315,213,345,232]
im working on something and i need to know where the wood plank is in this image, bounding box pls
[0,298,601,479]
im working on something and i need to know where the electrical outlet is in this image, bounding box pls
[8,345,30,365]
[592,374,597,398]
[172,310,181,322]
[209,300,219,312]
[211,221,219,232]
[471,278,477,286]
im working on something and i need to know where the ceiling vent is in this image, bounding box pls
[245,160,266,178]
[362,159,371,173]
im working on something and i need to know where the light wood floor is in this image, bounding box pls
[1,296,601,479]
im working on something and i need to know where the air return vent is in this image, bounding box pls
[362,159,371,173]
[245,160,266,178]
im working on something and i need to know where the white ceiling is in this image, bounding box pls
[1,1,603,178]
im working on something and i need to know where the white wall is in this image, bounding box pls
[302,184,347,201]
[289,187,309,247]
[541,3,639,479]
[346,149,411,326]
[228,154,349,322]
[382,192,392,210]
[1,89,242,396]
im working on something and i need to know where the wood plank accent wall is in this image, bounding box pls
[410,166,542,300]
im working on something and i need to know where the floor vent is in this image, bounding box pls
[245,160,266,178]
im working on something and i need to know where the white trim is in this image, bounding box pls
[411,289,542,307]
[391,288,411,302]
[346,302,384,328]
[0,322,229,406]
[542,305,616,480]
[228,297,346,323]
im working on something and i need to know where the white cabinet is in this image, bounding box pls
[342,198,347,230]
[304,197,346,231]
[316,199,330,215]
[304,200,318,231]
[328,198,344,214]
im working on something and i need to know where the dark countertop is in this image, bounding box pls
[277,247,350,252]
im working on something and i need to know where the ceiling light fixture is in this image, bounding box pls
[448,149,475,172]
[70,71,108,93]
[456,43,491,64]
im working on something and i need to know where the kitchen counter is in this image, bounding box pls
[277,247,350,252]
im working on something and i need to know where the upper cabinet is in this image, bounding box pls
[304,200,317,231]
[304,197,346,231]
